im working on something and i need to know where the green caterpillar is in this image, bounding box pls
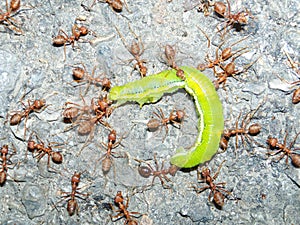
[109,66,224,168]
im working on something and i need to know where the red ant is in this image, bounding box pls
[0,0,22,33]
[192,160,231,209]
[196,29,252,89]
[94,129,124,175]
[52,24,89,60]
[163,44,186,80]
[111,191,142,225]
[27,132,63,171]
[115,25,147,77]
[187,0,250,27]
[70,63,111,95]
[63,95,93,123]
[65,114,105,157]
[214,0,252,33]
[63,94,112,125]
[9,99,46,126]
[75,114,104,144]
[266,131,300,168]
[63,94,112,129]
[0,144,17,186]
[147,108,185,142]
[213,56,258,90]
[59,171,89,216]
[213,60,240,89]
[91,94,113,117]
[70,111,112,156]
[9,99,47,138]
[220,106,262,153]
[81,96,114,151]
[136,153,179,189]
[197,37,249,72]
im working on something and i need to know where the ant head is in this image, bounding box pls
[34,99,46,109]
[176,110,185,121]
[79,26,88,36]
[114,191,124,204]
[201,168,210,178]
[27,141,36,152]
[176,69,185,80]
[267,137,277,148]
[108,130,117,143]
[71,172,81,184]
[98,100,109,112]
[168,165,179,176]
[237,12,248,24]
[213,80,220,90]
[221,48,232,61]
[1,145,9,154]
[140,66,147,77]
[10,0,21,12]
[102,77,111,90]
[219,137,229,150]
[197,63,207,71]
[223,129,231,137]
[72,67,85,80]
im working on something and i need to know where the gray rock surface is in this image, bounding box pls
[0,0,299,224]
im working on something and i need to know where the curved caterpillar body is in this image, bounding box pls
[109,69,185,106]
[109,66,224,168]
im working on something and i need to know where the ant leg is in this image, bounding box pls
[84,66,97,96]
[114,25,131,51]
[289,131,300,149]
[193,185,210,194]
[57,29,69,38]
[77,124,95,156]
[234,112,242,153]
[92,153,106,175]
[35,151,46,162]
[212,160,226,180]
